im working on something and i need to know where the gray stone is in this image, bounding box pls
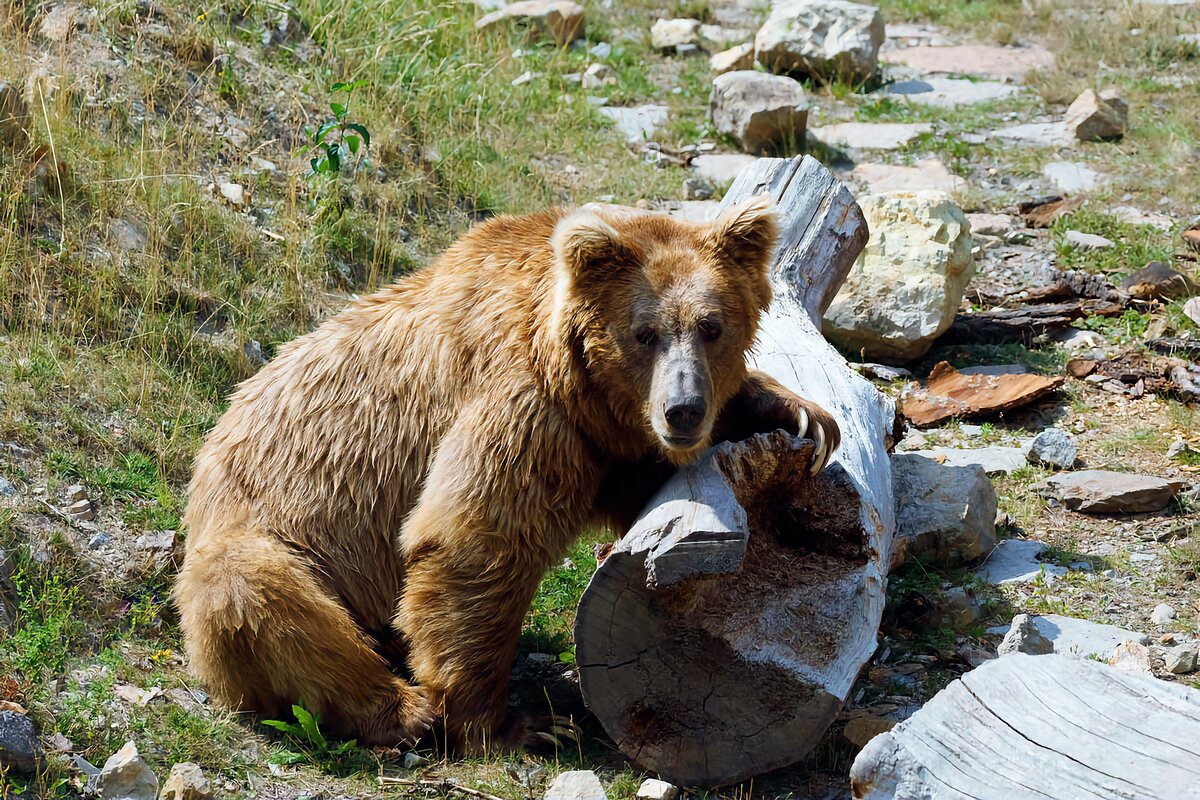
[975,540,1066,585]
[823,191,974,362]
[881,44,1055,80]
[95,741,158,800]
[755,0,884,83]
[1151,603,1177,625]
[0,710,40,773]
[475,0,585,45]
[1065,230,1114,250]
[87,533,111,549]
[809,121,932,150]
[1064,89,1126,141]
[67,498,95,521]
[111,219,148,252]
[650,18,700,51]
[991,121,1074,148]
[850,362,912,382]
[135,530,177,551]
[1043,161,1103,193]
[987,614,1148,659]
[849,160,967,194]
[710,43,755,74]
[709,71,808,154]
[580,63,612,90]
[1164,644,1198,674]
[403,751,430,770]
[159,762,212,800]
[1037,470,1187,514]
[690,153,755,186]
[545,770,607,800]
[886,77,1020,108]
[942,586,984,630]
[965,213,1015,237]
[636,779,679,800]
[1025,428,1077,470]
[669,200,721,223]
[682,175,714,200]
[998,613,1054,656]
[0,477,14,498]
[598,105,669,144]
[892,454,997,567]
[911,446,1027,476]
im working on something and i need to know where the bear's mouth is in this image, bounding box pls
[662,434,703,448]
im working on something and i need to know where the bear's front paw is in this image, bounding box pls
[497,711,581,752]
[361,682,437,748]
[793,401,840,475]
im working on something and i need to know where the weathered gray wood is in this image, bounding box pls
[575,156,896,788]
[850,653,1200,800]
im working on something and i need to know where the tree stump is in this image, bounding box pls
[574,156,896,788]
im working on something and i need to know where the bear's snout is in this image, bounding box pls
[664,397,706,438]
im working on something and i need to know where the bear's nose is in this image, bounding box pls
[665,398,706,434]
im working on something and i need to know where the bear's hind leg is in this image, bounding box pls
[175,529,433,745]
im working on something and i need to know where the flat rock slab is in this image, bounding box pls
[911,446,1027,475]
[975,539,1067,585]
[900,361,1065,427]
[690,153,756,186]
[850,654,1200,800]
[1043,160,1104,193]
[810,122,932,150]
[988,614,1149,659]
[881,44,1055,80]
[1037,470,1188,514]
[850,160,966,193]
[886,77,1021,107]
[598,105,669,143]
[991,121,1075,148]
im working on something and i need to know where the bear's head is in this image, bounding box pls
[551,196,778,464]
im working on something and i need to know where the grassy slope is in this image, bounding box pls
[0,0,1197,796]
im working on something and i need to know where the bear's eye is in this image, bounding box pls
[698,320,723,341]
[636,327,658,347]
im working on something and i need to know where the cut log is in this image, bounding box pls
[850,653,1200,800]
[574,156,896,788]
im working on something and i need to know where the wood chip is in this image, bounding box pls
[1184,225,1200,254]
[901,361,1065,427]
[1018,195,1084,228]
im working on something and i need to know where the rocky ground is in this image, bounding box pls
[0,0,1198,798]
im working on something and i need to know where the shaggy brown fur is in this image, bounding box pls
[174,198,840,751]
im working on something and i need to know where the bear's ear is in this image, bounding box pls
[705,195,779,271]
[552,208,635,289]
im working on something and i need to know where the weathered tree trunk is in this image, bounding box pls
[574,156,896,788]
[850,653,1200,799]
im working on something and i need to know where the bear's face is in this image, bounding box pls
[552,197,778,464]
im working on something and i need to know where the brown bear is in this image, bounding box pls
[174,197,840,752]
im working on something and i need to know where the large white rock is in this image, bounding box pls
[709,71,808,154]
[755,0,885,83]
[475,0,585,45]
[822,191,974,363]
[651,18,701,51]
[95,741,158,800]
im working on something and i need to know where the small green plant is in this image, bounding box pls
[263,704,358,768]
[304,82,372,181]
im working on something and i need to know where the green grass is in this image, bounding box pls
[1050,208,1176,277]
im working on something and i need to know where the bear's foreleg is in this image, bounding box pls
[396,395,598,752]
[717,369,842,473]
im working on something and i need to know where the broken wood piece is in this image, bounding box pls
[900,361,1064,427]
[942,299,1123,345]
[575,155,894,788]
[1018,195,1084,228]
[1184,224,1200,254]
[850,653,1200,800]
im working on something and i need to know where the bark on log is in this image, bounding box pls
[574,156,896,788]
[850,653,1200,800]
